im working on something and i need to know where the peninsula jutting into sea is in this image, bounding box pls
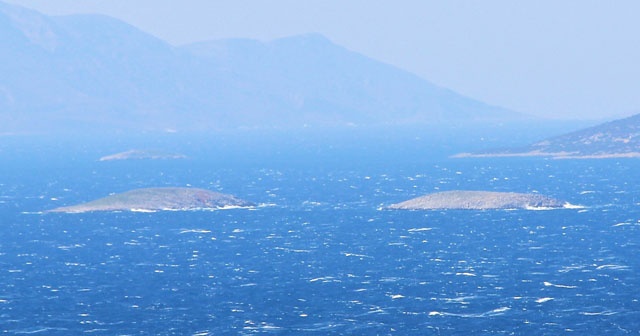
[454,113,640,159]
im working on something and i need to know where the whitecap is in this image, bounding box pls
[309,276,337,283]
[131,208,156,213]
[596,264,630,271]
[13,327,70,334]
[563,203,586,209]
[524,206,556,211]
[443,296,477,304]
[543,281,577,289]
[523,203,584,210]
[579,311,618,316]
[407,227,433,232]
[243,321,282,331]
[535,297,554,303]
[275,247,311,253]
[366,308,387,315]
[489,307,511,314]
[427,306,511,318]
[341,252,372,258]
[57,244,85,250]
[379,277,401,283]
[179,229,212,234]
[297,322,344,331]
[558,265,588,273]
[192,331,212,336]
[612,222,636,227]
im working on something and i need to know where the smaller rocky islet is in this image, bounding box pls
[48,187,255,213]
[388,190,570,210]
[98,149,187,161]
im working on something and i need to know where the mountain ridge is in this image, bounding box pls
[1,1,530,134]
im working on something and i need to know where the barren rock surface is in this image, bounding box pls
[49,187,254,213]
[388,190,566,210]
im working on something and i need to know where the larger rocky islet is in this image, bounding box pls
[48,187,255,213]
[388,190,570,210]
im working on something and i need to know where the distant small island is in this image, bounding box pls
[99,150,187,161]
[388,190,574,210]
[48,187,255,213]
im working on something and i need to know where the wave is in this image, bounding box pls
[523,202,585,211]
[428,306,511,318]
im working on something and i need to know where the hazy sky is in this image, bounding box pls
[6,0,640,120]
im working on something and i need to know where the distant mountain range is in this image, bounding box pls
[455,113,640,158]
[0,1,528,133]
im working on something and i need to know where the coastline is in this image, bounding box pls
[452,151,640,159]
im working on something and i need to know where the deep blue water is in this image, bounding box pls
[1,133,640,335]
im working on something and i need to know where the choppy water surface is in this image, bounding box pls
[1,137,639,334]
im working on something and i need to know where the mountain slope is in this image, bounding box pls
[183,34,520,125]
[455,113,640,158]
[0,2,187,131]
[1,1,528,133]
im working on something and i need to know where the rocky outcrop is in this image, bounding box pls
[48,187,254,213]
[388,190,568,210]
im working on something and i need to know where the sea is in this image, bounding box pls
[1,129,639,335]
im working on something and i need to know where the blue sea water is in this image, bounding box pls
[1,133,640,335]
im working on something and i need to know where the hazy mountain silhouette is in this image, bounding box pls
[0,1,528,133]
